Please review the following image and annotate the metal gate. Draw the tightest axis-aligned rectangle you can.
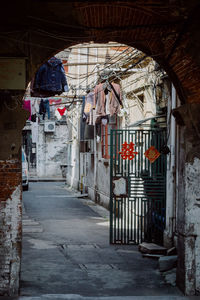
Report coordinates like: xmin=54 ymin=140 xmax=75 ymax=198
xmin=110 ymin=129 xmax=166 ymax=245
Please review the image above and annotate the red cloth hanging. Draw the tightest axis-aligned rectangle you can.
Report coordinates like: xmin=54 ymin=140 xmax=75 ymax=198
xmin=57 ymin=107 xmax=66 ymax=116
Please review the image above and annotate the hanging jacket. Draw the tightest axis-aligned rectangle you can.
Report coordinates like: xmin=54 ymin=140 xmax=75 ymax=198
xmin=34 ymin=57 xmax=68 ymax=95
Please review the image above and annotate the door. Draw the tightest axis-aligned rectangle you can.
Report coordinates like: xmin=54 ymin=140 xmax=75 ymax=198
xmin=110 ymin=129 xmax=166 ymax=245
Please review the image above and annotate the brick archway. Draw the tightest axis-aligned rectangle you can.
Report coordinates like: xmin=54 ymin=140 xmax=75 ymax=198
xmin=0 ymin=1 xmax=200 ymax=296
xmin=1 ymin=2 xmax=200 ymax=104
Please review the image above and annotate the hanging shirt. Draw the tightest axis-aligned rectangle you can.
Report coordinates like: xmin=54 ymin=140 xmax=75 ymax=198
xmin=94 ymin=82 xmax=122 ymax=120
xmin=23 ymin=100 xmax=31 ymax=120
xmin=31 ymin=98 xmax=40 ymax=115
xmin=83 ymin=91 xmax=94 ymax=121
xmin=55 ymin=106 xmax=67 ymax=120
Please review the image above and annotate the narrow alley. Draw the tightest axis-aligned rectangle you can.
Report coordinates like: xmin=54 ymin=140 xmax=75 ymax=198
xmin=20 ymin=182 xmax=182 ymax=299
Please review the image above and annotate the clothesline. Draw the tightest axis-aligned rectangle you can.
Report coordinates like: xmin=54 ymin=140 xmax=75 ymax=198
xmin=24 ymin=97 xmax=82 ymax=104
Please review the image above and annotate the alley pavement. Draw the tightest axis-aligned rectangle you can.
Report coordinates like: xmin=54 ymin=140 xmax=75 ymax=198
xmin=13 ymin=182 xmax=192 ymax=299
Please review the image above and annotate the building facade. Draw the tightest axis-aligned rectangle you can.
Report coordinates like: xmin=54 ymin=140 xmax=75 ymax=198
xmin=0 ymin=2 xmax=200 ymax=294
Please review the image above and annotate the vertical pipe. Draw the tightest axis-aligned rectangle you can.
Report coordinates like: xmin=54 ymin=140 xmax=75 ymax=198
xmin=110 ymin=129 xmax=114 ymax=244
xmin=165 ymin=84 xmax=176 ymax=246
xmin=171 ymin=85 xmax=176 ymax=235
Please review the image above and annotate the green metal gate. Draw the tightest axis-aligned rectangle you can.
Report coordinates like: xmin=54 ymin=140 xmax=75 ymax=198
xmin=110 ymin=129 xmax=166 ymax=245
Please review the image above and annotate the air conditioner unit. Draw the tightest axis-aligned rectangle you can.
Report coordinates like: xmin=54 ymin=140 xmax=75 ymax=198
xmin=44 ymin=121 xmax=55 ymax=133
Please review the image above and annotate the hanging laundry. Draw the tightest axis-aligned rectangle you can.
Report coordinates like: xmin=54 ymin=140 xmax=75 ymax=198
xmin=94 ymin=82 xmax=122 ymax=122
xmin=30 ymin=98 xmax=40 ymax=122
xmin=39 ymin=99 xmax=50 ymax=120
xmin=39 ymin=99 xmax=46 ymax=120
xmin=57 ymin=107 xmax=66 ymax=116
xmin=55 ymin=106 xmax=67 ymax=120
xmin=49 ymin=98 xmax=62 ymax=105
xmin=31 ymin=57 xmax=68 ymax=97
xmin=44 ymin=99 xmax=50 ymax=119
xmin=80 ymin=96 xmax=86 ymax=141
xmin=83 ymin=91 xmax=94 ymax=121
xmin=31 ymin=98 xmax=40 ymax=115
xmin=23 ymin=100 xmax=31 ymax=120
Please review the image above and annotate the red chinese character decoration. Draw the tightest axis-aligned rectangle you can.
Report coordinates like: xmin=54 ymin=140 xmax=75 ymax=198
xmin=144 ymin=146 xmax=160 ymax=163
xmin=119 ymin=142 xmax=138 ymax=160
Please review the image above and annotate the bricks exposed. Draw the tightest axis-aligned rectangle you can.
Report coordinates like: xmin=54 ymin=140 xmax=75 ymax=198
xmin=0 ymin=160 xmax=22 ymax=296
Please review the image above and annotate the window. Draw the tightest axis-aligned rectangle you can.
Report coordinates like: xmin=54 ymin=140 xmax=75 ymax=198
xmin=101 ymin=115 xmax=118 ymax=159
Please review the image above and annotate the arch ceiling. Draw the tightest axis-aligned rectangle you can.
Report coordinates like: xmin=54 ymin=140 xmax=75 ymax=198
xmin=0 ymin=1 xmax=200 ymax=104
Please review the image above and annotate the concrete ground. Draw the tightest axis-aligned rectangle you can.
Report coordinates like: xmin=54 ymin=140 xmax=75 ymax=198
xmin=12 ymin=182 xmax=193 ymax=299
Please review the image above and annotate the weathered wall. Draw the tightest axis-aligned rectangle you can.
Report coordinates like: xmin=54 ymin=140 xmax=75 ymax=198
xmin=176 ymin=120 xmax=200 ymax=295
xmin=184 ymin=157 xmax=200 ymax=295
xmin=0 ymin=1 xmax=200 ymax=296
xmin=0 ymin=160 xmax=22 ymax=296
xmin=65 ymin=139 xmax=80 ymax=190
xmin=0 ymin=93 xmax=27 ymax=295
xmin=86 ymin=149 xmax=111 ymax=210
xmin=37 ymin=123 xmax=69 ymax=178
xmin=164 ymin=85 xmax=175 ymax=248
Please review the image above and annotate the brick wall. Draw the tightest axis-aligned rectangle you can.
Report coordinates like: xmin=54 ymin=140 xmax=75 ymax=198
xmin=0 ymin=159 xmax=22 ymax=296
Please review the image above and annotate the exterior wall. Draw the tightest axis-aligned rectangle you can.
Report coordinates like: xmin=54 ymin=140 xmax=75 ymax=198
xmin=37 ymin=123 xmax=69 ymax=178
xmin=66 ymin=139 xmax=80 ymax=189
xmin=175 ymin=124 xmax=200 ymax=295
xmin=65 ymin=101 xmax=81 ymax=189
xmin=0 ymin=159 xmax=22 ymax=296
xmin=184 ymin=157 xmax=200 ymax=295
xmin=81 ymin=150 xmax=110 ymax=209
xmin=95 ymin=143 xmax=110 ymax=209
xmin=0 ymin=93 xmax=27 ymax=296
xmin=0 ymin=3 xmax=200 ymax=296
xmin=65 ymin=44 xmax=160 ymax=209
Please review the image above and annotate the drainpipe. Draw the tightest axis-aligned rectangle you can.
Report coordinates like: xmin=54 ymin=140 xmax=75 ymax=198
xmin=166 ymin=84 xmax=176 ymax=247
xmin=94 ymin=48 xmax=98 ymax=200
xmin=171 ymin=85 xmax=176 ymax=238
xmin=86 ymin=47 xmax=89 ymax=87
xmin=78 ymin=49 xmax=81 ymax=190
xmin=94 ymin=125 xmax=98 ymax=201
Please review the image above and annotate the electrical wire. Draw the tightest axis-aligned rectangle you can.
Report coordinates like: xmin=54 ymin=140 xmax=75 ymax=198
xmin=65 ymin=46 xmax=134 ymax=80
xmin=77 ymin=48 xmax=140 ymax=87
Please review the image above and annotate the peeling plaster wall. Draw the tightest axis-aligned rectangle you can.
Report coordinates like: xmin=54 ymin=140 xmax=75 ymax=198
xmin=176 ymin=125 xmax=200 ymax=295
xmin=95 ymin=144 xmax=110 ymax=209
xmin=66 ymin=139 xmax=80 ymax=190
xmin=184 ymin=157 xmax=200 ymax=295
xmin=78 ymin=144 xmax=110 ymax=209
xmin=37 ymin=123 xmax=69 ymax=178
xmin=0 ymin=160 xmax=22 ymax=296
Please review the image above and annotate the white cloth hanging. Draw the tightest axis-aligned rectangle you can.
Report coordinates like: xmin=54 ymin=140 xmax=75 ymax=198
xmin=31 ymin=98 xmax=40 ymax=115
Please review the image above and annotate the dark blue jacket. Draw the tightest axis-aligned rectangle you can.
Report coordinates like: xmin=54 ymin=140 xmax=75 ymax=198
xmin=34 ymin=57 xmax=68 ymax=93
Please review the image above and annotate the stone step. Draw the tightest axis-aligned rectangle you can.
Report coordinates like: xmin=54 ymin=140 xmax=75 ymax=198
xmin=22 ymin=220 xmax=40 ymax=226
xmin=22 ymin=226 xmax=43 ymax=233
xmin=139 ymin=242 xmax=167 ymax=255
xmin=159 ymin=255 xmax=178 ymax=272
